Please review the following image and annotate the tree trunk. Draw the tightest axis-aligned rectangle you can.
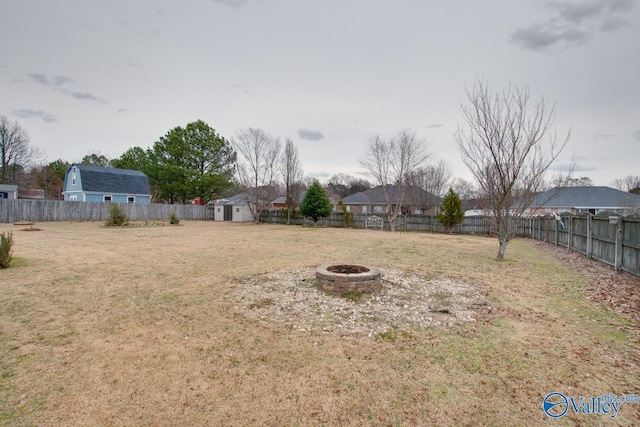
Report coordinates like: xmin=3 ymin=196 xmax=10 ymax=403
xmin=496 ymin=237 xmax=509 ymax=261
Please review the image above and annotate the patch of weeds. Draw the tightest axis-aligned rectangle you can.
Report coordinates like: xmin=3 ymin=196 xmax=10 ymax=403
xmin=431 ymin=290 xmax=452 ymax=307
xmin=341 ymin=291 xmax=363 ymax=301
xmin=248 ymin=298 xmax=274 ymax=310
xmin=105 ymin=204 xmax=128 ymax=226
xmin=376 ymin=328 xmax=397 ymax=341
xmin=0 ymin=231 xmax=14 ymax=268
xmin=301 ymin=278 xmax=317 ymax=288
xmin=169 ymin=211 xmax=180 ymax=225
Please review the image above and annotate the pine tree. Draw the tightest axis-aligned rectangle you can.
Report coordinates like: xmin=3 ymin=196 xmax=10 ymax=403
xmin=300 ymin=179 xmax=333 ymax=224
xmin=438 ymin=188 xmax=464 ymax=233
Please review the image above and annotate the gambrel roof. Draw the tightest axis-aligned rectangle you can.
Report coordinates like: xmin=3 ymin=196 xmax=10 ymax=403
xmin=72 ymin=164 xmax=150 ymax=195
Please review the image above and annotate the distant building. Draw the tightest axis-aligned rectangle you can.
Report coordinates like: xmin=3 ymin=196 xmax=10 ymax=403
xmin=0 ymin=184 xmax=18 ymax=200
xmin=62 ymin=164 xmax=151 ymax=204
xmin=528 ymin=186 xmax=640 ymax=216
xmin=341 ymin=185 xmax=439 ymax=215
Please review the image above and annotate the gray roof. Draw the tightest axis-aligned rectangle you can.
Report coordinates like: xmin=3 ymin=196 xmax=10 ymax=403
xmin=342 ymin=185 xmax=437 ymax=205
xmin=215 ymin=193 xmax=259 ymax=206
xmin=532 ymin=186 xmax=640 ymax=208
xmin=73 ymin=164 xmax=150 ymax=195
xmin=0 ymin=185 xmax=18 ymax=192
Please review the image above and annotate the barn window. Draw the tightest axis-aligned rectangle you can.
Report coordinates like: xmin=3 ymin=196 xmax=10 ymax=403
xmin=72 ymin=172 xmax=76 ymax=186
xmin=69 ymin=195 xmax=77 ymax=201
xmin=103 ymin=195 xmax=112 ymax=202
xmin=217 ymin=207 xmax=220 ymax=212
xmin=236 ymin=208 xmax=240 ymax=212
xmin=127 ymin=196 xmax=135 ymax=203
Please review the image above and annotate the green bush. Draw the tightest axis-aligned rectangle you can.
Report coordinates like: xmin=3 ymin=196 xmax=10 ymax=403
xmin=0 ymin=231 xmax=13 ymax=268
xmin=169 ymin=211 xmax=180 ymax=225
xmin=338 ymin=200 xmax=353 ymax=226
xmin=438 ymin=188 xmax=464 ymax=233
xmin=106 ymin=203 xmax=128 ymax=226
xmin=300 ymin=179 xmax=333 ymax=224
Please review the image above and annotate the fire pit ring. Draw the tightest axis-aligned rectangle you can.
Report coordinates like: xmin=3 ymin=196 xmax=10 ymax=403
xmin=316 ymin=264 xmax=382 ymax=294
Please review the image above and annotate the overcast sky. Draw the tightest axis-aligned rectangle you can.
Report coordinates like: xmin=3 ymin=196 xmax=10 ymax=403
xmin=2 ymin=0 xmax=639 ymax=185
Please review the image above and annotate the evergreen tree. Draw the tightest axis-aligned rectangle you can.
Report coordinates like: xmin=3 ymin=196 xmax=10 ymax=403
xmin=300 ymin=179 xmax=333 ymax=224
xmin=437 ymin=188 xmax=464 ymax=233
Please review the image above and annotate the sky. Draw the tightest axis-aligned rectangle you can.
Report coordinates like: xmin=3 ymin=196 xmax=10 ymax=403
xmin=2 ymin=0 xmax=639 ymax=186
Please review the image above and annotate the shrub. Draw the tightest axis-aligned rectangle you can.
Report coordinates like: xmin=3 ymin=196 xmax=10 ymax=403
xmin=106 ymin=203 xmax=128 ymax=226
xmin=0 ymin=231 xmax=13 ymax=268
xmin=300 ymin=179 xmax=333 ymax=224
xmin=169 ymin=211 xmax=180 ymax=225
xmin=338 ymin=200 xmax=353 ymax=227
xmin=438 ymin=188 xmax=464 ymax=233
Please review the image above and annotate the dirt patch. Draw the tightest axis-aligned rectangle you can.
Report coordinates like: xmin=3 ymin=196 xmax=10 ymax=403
xmin=235 ymin=267 xmax=490 ymax=336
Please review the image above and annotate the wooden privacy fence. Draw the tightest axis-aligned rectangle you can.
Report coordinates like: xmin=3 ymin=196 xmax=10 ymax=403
xmin=259 ymin=211 xmax=530 ymax=235
xmin=530 ymin=214 xmax=640 ymax=278
xmin=0 ymin=200 xmax=209 ymax=223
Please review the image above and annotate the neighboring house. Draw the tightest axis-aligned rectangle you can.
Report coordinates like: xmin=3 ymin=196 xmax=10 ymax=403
xmin=213 ymin=194 xmax=254 ymax=222
xmin=0 ymin=184 xmax=18 ymax=200
xmin=62 ymin=164 xmax=151 ymax=204
xmin=528 ymin=186 xmax=640 ymax=216
xmin=271 ymin=196 xmax=292 ymax=210
xmin=272 ymin=191 xmax=340 ymax=212
xmin=341 ymin=185 xmax=438 ymax=215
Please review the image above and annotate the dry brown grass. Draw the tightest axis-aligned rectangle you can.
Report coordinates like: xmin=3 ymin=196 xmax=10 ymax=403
xmin=0 ymin=221 xmax=638 ymax=426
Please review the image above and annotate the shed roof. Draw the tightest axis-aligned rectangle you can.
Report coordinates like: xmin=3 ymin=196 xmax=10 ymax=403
xmin=0 ymin=185 xmax=18 ymax=192
xmin=215 ymin=193 xmax=260 ymax=206
xmin=72 ymin=164 xmax=150 ymax=195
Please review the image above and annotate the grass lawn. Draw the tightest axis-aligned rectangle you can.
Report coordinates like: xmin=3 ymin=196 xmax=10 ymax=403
xmin=0 ymin=221 xmax=638 ymax=426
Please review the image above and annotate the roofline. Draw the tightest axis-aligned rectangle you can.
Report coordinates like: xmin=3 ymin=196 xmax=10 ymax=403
xmin=64 ymin=190 xmax=151 ymax=197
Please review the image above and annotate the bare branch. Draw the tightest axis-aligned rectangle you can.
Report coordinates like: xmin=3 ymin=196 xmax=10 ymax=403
xmin=232 ymin=128 xmax=282 ymax=223
xmin=360 ymin=129 xmax=431 ymax=231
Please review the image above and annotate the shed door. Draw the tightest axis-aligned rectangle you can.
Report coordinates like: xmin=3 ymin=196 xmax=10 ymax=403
xmin=223 ymin=205 xmax=233 ymax=221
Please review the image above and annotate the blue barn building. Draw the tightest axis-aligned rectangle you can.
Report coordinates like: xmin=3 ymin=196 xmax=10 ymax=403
xmin=62 ymin=164 xmax=151 ymax=204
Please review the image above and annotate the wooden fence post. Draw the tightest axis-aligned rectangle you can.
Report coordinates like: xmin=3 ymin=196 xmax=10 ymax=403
xmin=615 ymin=219 xmax=624 ymax=271
xmin=586 ymin=214 xmax=592 ymax=258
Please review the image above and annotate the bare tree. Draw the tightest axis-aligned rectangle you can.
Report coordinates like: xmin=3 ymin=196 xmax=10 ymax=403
xmin=549 ymin=173 xmax=593 ymax=187
xmin=455 ymin=80 xmax=570 ymax=260
xmin=327 ymin=173 xmax=372 ymax=199
xmin=611 ymin=175 xmax=640 ymax=192
xmin=451 ymin=178 xmax=477 ymax=201
xmin=407 ymin=159 xmax=453 ymax=213
xmin=281 ymin=137 xmax=304 ymax=224
xmin=233 ymin=128 xmax=282 ymax=224
xmin=360 ymin=129 xmax=431 ymax=231
xmin=0 ymin=116 xmax=34 ymax=185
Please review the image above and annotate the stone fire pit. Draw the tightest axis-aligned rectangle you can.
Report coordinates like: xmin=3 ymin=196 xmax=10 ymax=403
xmin=316 ymin=264 xmax=382 ymax=294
